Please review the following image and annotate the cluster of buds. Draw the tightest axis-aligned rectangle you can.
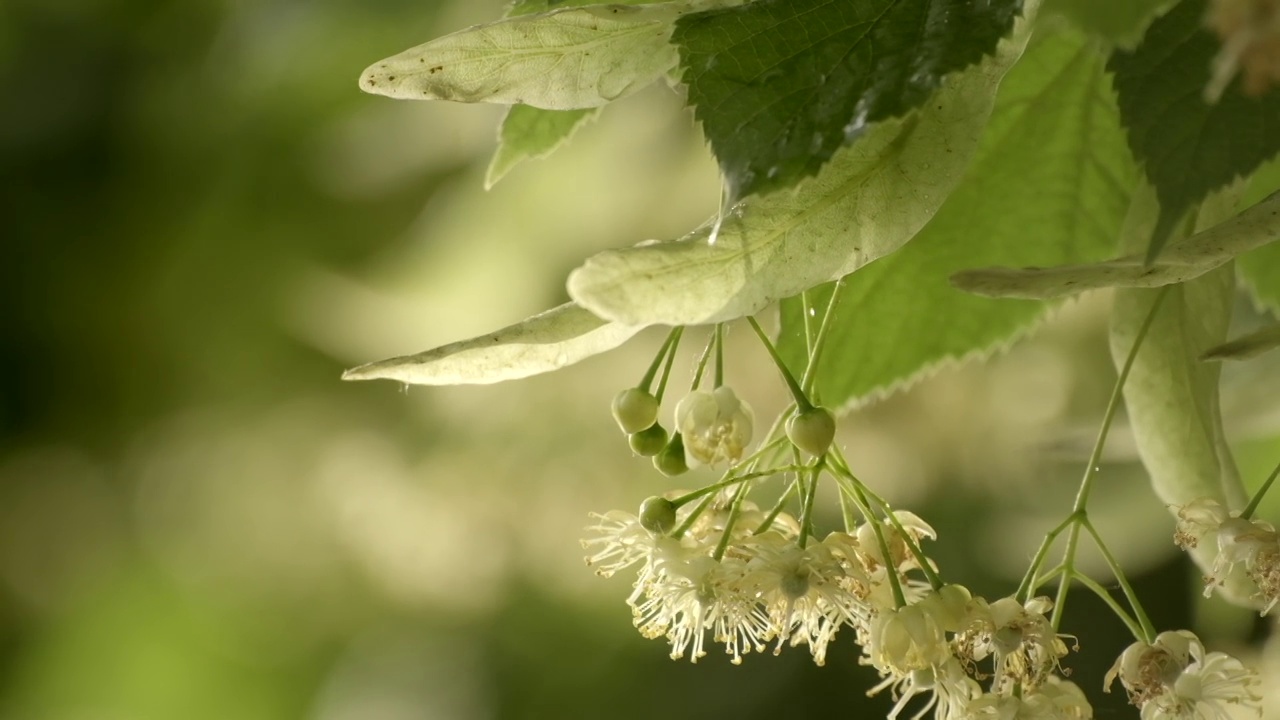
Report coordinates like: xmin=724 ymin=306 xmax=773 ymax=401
xmin=611 ymin=384 xmax=756 ymax=476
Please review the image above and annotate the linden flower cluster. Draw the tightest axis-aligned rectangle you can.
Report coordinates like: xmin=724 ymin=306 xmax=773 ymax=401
xmin=584 ymin=494 xmax=1095 ymax=720
xmin=1174 ymin=498 xmax=1280 ymax=614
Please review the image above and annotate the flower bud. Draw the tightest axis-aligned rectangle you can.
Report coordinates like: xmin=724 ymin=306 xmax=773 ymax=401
xmin=639 ymin=496 xmax=677 ymax=535
xmin=654 ymin=433 xmax=689 ymax=476
xmin=675 ymin=386 xmax=753 ymax=467
xmin=628 ymin=423 xmax=668 ymax=457
xmin=785 ymin=406 xmax=836 ymax=456
xmin=611 ymin=388 xmax=659 ymax=434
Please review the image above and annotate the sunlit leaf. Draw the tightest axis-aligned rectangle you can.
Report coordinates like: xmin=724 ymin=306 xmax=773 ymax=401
xmin=486 ymin=105 xmax=600 ymax=189
xmin=776 ymin=29 xmax=1135 ymax=409
xmin=950 ymin=190 xmax=1280 ymax=299
xmin=508 ymin=0 xmax=658 ymax=16
xmin=1201 ymin=324 xmax=1280 ymax=362
xmin=342 ymin=303 xmax=641 ymax=385
xmin=672 ymin=0 xmax=1023 ymax=199
xmin=1107 ymin=0 xmax=1280 ymax=261
xmin=359 ymin=5 xmax=682 ymax=109
xmin=567 ymin=12 xmax=1039 ymax=327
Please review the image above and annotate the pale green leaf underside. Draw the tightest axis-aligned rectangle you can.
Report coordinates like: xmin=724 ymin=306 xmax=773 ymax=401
xmin=951 ymin=190 xmax=1280 ymax=299
xmin=776 ymin=28 xmax=1135 ymax=409
xmin=1201 ymin=324 xmax=1280 ymax=362
xmin=567 ymin=11 xmax=1039 ymax=327
xmin=341 ymin=303 xmax=641 ymax=385
xmin=486 ymin=105 xmax=600 ymax=189
xmin=359 ymin=5 xmax=680 ymax=109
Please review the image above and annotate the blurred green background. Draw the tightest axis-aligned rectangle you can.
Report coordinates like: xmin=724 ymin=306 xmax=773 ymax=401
xmin=2 ymin=1 xmax=1278 ymax=718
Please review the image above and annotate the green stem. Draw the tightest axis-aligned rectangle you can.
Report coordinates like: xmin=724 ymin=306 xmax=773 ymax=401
xmin=747 ymin=316 xmax=814 ymax=411
xmin=1016 ymin=512 xmax=1080 ymax=602
xmin=652 ymin=326 xmax=683 ymax=402
xmin=669 ymin=464 xmax=805 ymax=508
xmin=1242 ymin=458 xmax=1280 ymax=520
xmin=1051 ymin=285 xmax=1169 ymax=630
xmin=690 ymin=330 xmax=716 ymax=391
xmin=796 ymin=463 xmax=822 ymax=549
xmin=1074 ymin=286 xmax=1170 ymax=512
xmin=1082 ymin=519 xmax=1156 ymax=642
xmin=801 ymin=277 xmax=845 ymax=396
xmin=640 ymin=327 xmax=682 ymax=392
xmin=671 ymin=492 xmax=716 ymax=540
xmin=755 ymin=478 xmax=800 ymax=536
xmin=801 ymin=291 xmax=816 ymax=358
xmin=713 ymin=478 xmax=753 ymax=561
xmin=714 ymin=324 xmax=725 ymax=388
xmin=1071 ymin=570 xmax=1145 ymax=641
xmin=830 ymin=470 xmax=907 ymax=607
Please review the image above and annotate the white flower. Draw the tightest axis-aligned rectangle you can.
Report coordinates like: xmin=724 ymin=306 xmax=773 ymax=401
xmin=739 ymin=532 xmax=872 ymax=665
xmin=1105 ymin=630 xmax=1261 ymax=720
xmin=581 ymin=509 xmax=661 ymax=577
xmin=675 ymin=386 xmax=753 ymax=467
xmin=965 ymin=677 xmax=1092 ymax=720
xmin=855 ymin=511 xmax=938 ymax=573
xmin=865 ymin=585 xmax=969 ymax=677
xmin=871 ymin=656 xmax=980 ymax=720
xmin=1174 ymin=497 xmax=1280 ymax=614
xmin=955 ymin=595 xmax=1070 ymax=691
xmin=630 ymin=543 xmax=767 ymax=664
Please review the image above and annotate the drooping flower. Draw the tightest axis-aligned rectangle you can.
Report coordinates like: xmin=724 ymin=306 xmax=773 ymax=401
xmin=965 ymin=676 xmax=1093 ymax=720
xmin=738 ymin=531 xmax=873 ymax=665
xmin=675 ymin=386 xmax=754 ymax=467
xmin=1174 ymin=497 xmax=1280 ymax=615
xmin=1105 ymin=630 xmax=1262 ymax=720
xmin=856 ymin=511 xmax=938 ymax=573
xmin=955 ymin=595 xmax=1070 ymax=691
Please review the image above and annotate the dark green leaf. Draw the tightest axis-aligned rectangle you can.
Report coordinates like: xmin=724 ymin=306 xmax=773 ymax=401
xmin=1108 ymin=0 xmax=1280 ymax=262
xmin=486 ymin=105 xmax=600 ymax=189
xmin=777 ymin=29 xmax=1135 ymax=408
xmin=672 ymin=0 xmax=1023 ymax=199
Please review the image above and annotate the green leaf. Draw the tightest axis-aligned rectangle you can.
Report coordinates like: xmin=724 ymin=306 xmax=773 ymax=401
xmin=341 ymin=303 xmax=641 ymax=385
xmin=1107 ymin=0 xmax=1280 ymax=261
xmin=1042 ymin=0 xmax=1174 ymax=47
xmin=359 ymin=5 xmax=681 ymax=109
xmin=567 ymin=10 xmax=1039 ymax=327
xmin=950 ymin=190 xmax=1280 ymax=299
xmin=1201 ymin=324 xmax=1280 ymax=361
xmin=672 ymin=0 xmax=1023 ymax=199
xmin=1239 ymin=157 xmax=1280 ymax=313
xmin=777 ymin=28 xmax=1136 ymax=408
xmin=508 ymin=0 xmax=662 ymax=16
xmin=486 ymin=105 xmax=600 ymax=189
xmin=1110 ymin=182 xmax=1258 ymax=604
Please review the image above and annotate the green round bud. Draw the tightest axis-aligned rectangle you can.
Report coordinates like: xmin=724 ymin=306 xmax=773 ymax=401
xmin=628 ymin=423 xmax=668 ymax=457
xmin=612 ymin=388 xmax=659 ymax=434
xmin=639 ymin=496 xmax=677 ymax=534
xmin=786 ymin=406 xmax=836 ymax=456
xmin=653 ymin=432 xmax=689 ymax=477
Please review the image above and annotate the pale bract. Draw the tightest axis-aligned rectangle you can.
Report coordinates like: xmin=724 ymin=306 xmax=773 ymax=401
xmin=566 ymin=9 xmax=1041 ymax=326
xmin=951 ymin=190 xmax=1280 ymax=299
xmin=341 ymin=303 xmax=640 ymax=385
xmin=359 ymin=4 xmax=684 ymax=108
